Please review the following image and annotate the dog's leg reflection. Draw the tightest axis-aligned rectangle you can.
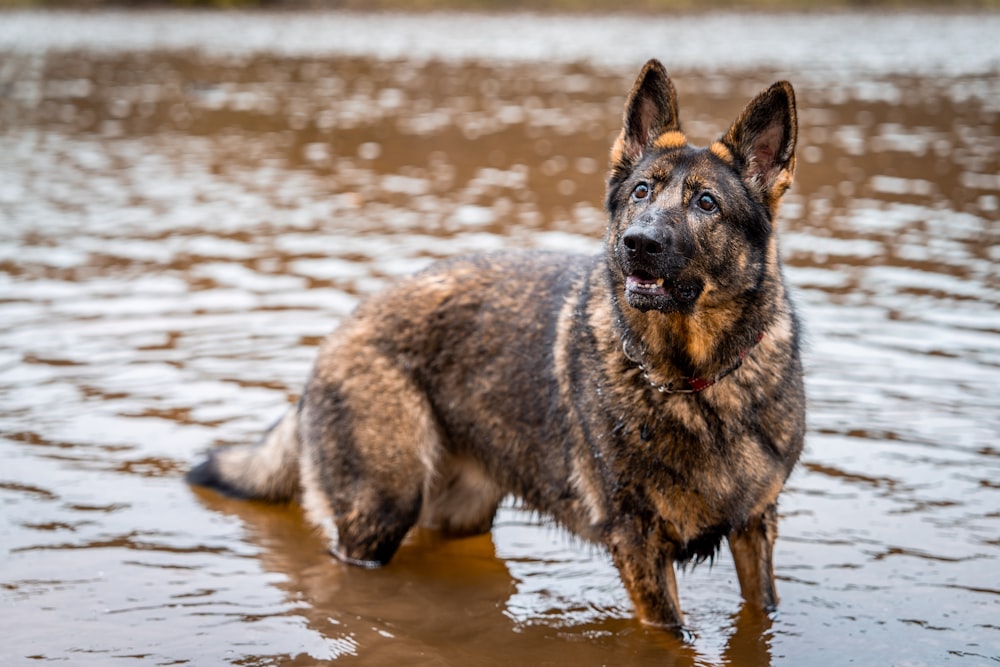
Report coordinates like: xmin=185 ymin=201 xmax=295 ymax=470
xmin=192 ymin=485 xmax=779 ymax=663
xmin=721 ymin=603 xmax=775 ymax=667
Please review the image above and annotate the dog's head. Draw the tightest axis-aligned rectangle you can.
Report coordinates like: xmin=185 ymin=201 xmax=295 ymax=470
xmin=605 ymin=59 xmax=797 ymax=316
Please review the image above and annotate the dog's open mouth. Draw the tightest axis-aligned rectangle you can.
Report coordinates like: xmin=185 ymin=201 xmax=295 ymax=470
xmin=623 ymin=271 xmax=704 ymax=312
xmin=625 ymin=272 xmax=669 ymax=296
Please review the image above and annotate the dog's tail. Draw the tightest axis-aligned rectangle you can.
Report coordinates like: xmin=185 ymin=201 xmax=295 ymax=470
xmin=187 ymin=406 xmax=301 ymax=502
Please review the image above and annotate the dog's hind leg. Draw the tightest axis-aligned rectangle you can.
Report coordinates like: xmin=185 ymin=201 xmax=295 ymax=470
xmin=298 ymin=353 xmax=441 ymax=568
xmin=187 ymin=407 xmax=301 ymax=502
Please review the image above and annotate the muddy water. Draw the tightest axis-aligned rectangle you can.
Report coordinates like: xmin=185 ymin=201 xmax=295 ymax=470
xmin=1 ymin=10 xmax=998 ymax=666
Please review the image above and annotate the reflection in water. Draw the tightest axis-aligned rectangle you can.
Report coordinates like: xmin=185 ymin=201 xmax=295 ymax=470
xmin=1 ymin=10 xmax=998 ymax=667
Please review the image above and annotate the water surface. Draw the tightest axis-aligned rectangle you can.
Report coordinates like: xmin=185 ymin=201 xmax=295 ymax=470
xmin=1 ymin=10 xmax=998 ymax=666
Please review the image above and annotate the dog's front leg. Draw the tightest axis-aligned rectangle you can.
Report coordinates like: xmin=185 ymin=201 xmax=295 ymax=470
xmin=728 ymin=504 xmax=779 ymax=612
xmin=609 ymin=534 xmax=685 ymax=632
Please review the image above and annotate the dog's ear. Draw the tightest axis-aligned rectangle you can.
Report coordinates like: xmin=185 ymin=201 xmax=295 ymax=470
xmin=720 ymin=81 xmax=797 ymax=208
xmin=610 ymin=59 xmax=681 ymax=172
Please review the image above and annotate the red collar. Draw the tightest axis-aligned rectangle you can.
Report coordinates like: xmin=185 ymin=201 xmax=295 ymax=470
xmin=625 ymin=332 xmax=764 ymax=394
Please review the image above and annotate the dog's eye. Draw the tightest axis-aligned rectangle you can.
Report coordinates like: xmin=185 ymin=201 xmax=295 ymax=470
xmin=632 ymin=183 xmax=650 ymax=201
xmin=696 ymin=193 xmax=718 ymax=213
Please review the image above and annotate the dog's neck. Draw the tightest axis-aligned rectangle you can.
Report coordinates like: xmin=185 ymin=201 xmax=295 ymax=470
xmin=622 ymin=332 xmax=764 ymax=394
xmin=606 ymin=262 xmax=783 ymax=394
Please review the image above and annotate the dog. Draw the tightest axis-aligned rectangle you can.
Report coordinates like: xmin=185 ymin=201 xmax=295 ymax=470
xmin=188 ymin=59 xmax=806 ymax=636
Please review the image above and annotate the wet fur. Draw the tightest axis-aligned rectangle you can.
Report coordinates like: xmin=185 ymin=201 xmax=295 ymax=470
xmin=188 ymin=59 xmax=806 ymax=634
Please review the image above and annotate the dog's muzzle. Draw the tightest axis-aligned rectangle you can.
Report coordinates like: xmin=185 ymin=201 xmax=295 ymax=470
xmin=617 ymin=224 xmax=701 ymax=312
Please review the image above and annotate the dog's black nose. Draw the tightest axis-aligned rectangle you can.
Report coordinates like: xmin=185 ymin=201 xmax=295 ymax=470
xmin=622 ymin=227 xmax=670 ymax=258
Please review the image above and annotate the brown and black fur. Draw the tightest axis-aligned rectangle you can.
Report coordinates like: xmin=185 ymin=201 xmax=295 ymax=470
xmin=188 ymin=59 xmax=806 ymax=635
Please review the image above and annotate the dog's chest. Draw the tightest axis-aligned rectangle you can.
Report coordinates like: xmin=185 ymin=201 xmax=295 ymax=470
xmin=605 ymin=397 xmax=768 ymax=534
xmin=642 ymin=481 xmax=732 ymax=548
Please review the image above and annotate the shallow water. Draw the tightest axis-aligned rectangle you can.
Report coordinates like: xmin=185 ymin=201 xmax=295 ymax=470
xmin=1 ymin=10 xmax=998 ymax=666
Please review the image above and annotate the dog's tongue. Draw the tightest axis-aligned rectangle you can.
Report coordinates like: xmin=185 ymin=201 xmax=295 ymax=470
xmin=626 ymin=274 xmax=667 ymax=296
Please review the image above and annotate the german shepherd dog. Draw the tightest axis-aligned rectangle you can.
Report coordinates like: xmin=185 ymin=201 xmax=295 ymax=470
xmin=188 ymin=59 xmax=806 ymax=635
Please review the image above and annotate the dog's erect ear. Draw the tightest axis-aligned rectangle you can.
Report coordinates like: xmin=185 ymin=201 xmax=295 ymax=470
xmin=720 ymin=81 xmax=797 ymax=207
xmin=611 ymin=59 xmax=681 ymax=171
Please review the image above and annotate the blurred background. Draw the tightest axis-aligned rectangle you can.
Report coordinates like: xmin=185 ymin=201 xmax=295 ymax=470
xmin=1 ymin=4 xmax=998 ymax=666
xmin=2 ymin=0 xmax=1000 ymax=7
